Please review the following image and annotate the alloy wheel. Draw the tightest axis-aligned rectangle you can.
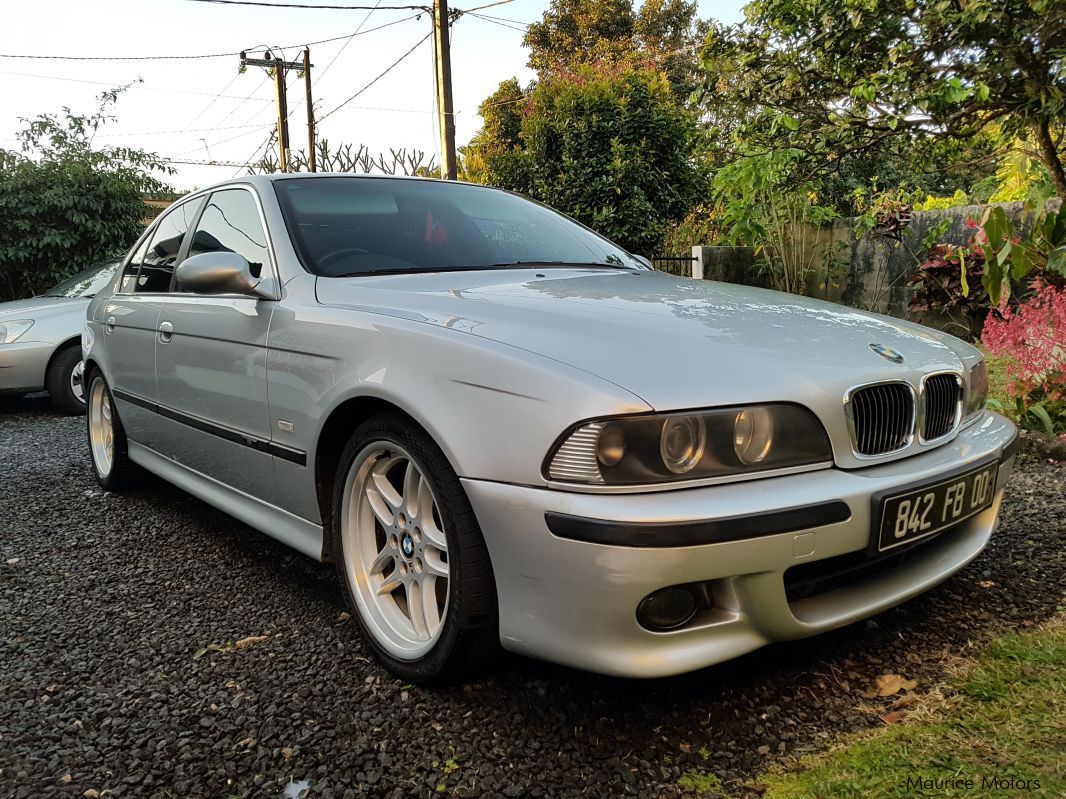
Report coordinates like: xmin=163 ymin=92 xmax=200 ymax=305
xmin=341 ymin=443 xmax=450 ymax=660
xmin=87 ymin=378 xmax=114 ymax=478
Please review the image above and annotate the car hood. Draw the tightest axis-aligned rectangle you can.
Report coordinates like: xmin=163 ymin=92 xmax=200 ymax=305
xmin=315 ymin=269 xmax=975 ymax=410
xmin=0 ymin=295 xmax=87 ymax=321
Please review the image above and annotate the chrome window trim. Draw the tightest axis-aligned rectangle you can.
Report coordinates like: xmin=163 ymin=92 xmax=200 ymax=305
xmin=917 ymin=370 xmax=964 ymax=445
xmin=544 ymin=460 xmax=833 ymax=494
xmin=842 ymin=379 xmax=916 ymax=460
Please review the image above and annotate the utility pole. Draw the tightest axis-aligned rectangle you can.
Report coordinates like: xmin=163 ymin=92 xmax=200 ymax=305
xmin=239 ymin=50 xmax=314 ymax=173
xmin=303 ymin=48 xmax=316 ymax=172
xmin=432 ymin=0 xmax=457 ymax=180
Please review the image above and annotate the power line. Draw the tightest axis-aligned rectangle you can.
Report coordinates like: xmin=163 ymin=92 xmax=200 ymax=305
xmin=0 ymin=18 xmax=421 ymax=62
xmin=317 ymin=31 xmax=432 ymax=122
xmin=185 ymin=0 xmax=427 ymax=9
xmin=464 ymin=12 xmax=526 ymax=32
xmin=0 ymin=68 xmax=274 ymax=101
xmin=466 ymin=11 xmax=528 ymax=27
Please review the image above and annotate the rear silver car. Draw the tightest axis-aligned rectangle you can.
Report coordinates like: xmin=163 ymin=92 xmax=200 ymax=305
xmin=82 ymin=175 xmax=1017 ymax=683
xmin=0 ymin=260 xmax=119 ymax=413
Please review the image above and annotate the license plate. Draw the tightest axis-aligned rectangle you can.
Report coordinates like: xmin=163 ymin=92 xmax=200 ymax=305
xmin=873 ymin=460 xmax=998 ymax=554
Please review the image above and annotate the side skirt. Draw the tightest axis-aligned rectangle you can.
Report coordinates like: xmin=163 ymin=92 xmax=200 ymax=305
xmin=128 ymin=440 xmax=325 ymax=561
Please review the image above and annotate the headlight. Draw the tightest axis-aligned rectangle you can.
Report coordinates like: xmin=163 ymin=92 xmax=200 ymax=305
xmin=965 ymin=360 xmax=988 ymax=418
xmin=0 ymin=319 xmax=34 ymax=344
xmin=545 ymin=404 xmax=832 ymax=486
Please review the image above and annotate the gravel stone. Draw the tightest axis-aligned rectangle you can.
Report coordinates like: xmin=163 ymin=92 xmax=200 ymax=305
xmin=1 ymin=395 xmax=1063 ymax=797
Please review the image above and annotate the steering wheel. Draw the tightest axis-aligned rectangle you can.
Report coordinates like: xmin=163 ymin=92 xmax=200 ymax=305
xmin=317 ymin=247 xmax=371 ymax=270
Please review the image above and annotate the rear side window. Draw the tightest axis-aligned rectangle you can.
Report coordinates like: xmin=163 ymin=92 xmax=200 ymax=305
xmin=136 ymin=200 xmax=201 ymax=292
xmin=187 ymin=189 xmax=270 ymax=279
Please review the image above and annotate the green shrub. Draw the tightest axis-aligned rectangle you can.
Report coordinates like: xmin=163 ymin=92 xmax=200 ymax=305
xmin=0 ymin=87 xmax=171 ymax=301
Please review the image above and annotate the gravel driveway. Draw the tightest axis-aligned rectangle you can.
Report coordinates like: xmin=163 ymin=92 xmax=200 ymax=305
xmin=2 ymin=396 xmax=1063 ymax=799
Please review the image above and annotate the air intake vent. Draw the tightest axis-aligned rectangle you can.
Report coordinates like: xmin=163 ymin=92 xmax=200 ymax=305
xmin=922 ymin=373 xmax=962 ymax=441
xmin=848 ymin=383 xmax=913 ymax=456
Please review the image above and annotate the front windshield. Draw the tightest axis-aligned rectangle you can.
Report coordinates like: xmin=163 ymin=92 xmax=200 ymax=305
xmin=43 ymin=260 xmax=120 ymax=298
xmin=273 ymin=177 xmax=642 ymax=277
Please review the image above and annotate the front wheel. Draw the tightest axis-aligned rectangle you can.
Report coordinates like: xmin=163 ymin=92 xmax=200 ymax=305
xmin=85 ymin=370 xmax=140 ymax=491
xmin=332 ymin=414 xmax=498 ymax=684
xmin=46 ymin=345 xmax=87 ymax=415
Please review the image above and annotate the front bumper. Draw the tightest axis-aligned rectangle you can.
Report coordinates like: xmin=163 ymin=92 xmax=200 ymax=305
xmin=462 ymin=412 xmax=1018 ymax=677
xmin=0 ymin=341 xmax=52 ymax=393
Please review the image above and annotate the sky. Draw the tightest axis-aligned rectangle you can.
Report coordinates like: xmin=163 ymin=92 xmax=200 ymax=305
xmin=1 ymin=0 xmax=746 ymax=190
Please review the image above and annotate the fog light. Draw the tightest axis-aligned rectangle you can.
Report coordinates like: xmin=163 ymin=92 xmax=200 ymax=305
xmin=637 ymin=587 xmax=698 ymax=631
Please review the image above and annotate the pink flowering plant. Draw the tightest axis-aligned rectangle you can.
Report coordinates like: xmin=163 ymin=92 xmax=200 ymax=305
xmin=981 ymin=284 xmax=1066 ymax=435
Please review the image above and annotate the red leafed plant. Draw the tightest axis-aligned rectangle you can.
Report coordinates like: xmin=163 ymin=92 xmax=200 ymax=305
xmin=981 ymin=284 xmax=1066 ymax=435
xmin=908 ymin=241 xmax=990 ymax=339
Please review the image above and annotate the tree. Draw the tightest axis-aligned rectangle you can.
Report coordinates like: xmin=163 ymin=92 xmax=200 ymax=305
xmin=524 ymin=0 xmax=706 ymax=98
xmin=700 ymin=0 xmax=1066 ymax=196
xmin=0 ymin=86 xmax=171 ymax=301
xmin=459 ymin=78 xmax=527 ymax=185
xmin=478 ymin=68 xmax=706 ymax=254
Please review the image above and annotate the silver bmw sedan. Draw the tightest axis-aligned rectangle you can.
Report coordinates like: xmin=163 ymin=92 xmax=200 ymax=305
xmin=0 ymin=259 xmax=120 ymax=413
xmin=82 ymin=175 xmax=1017 ymax=683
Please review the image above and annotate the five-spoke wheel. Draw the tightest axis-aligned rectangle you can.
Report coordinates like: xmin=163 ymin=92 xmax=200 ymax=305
xmin=333 ymin=414 xmax=498 ymax=684
xmin=343 ymin=444 xmax=450 ymax=659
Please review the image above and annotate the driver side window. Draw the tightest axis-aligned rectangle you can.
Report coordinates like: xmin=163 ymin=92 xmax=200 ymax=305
xmin=187 ymin=189 xmax=270 ymax=279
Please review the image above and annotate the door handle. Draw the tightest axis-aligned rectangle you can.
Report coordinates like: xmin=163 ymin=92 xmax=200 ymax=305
xmin=158 ymin=320 xmax=174 ymax=343
xmin=105 ymin=316 xmax=115 ymax=334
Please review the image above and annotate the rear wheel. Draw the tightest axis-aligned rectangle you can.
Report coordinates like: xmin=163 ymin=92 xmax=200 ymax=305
xmin=85 ymin=370 xmax=139 ymax=491
xmin=46 ymin=345 xmax=87 ymax=415
xmin=332 ymin=414 xmax=498 ymax=684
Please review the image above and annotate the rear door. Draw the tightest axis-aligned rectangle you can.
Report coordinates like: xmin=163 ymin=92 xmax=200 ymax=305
xmin=153 ymin=186 xmax=279 ymax=503
xmin=103 ymin=198 xmax=202 ymax=448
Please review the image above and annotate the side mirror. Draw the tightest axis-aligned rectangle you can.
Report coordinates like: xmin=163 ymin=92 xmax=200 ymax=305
xmin=632 ymin=254 xmax=653 ymax=270
xmin=175 ymin=252 xmax=266 ymax=297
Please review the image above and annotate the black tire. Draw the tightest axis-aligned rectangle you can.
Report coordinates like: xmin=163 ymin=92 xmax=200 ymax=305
xmin=84 ymin=368 xmax=140 ymax=491
xmin=331 ymin=413 xmax=499 ymax=685
xmin=46 ymin=345 xmax=87 ymax=415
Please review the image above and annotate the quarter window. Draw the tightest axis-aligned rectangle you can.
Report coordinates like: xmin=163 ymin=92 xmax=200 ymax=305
xmin=119 ymin=237 xmax=150 ymax=293
xmin=187 ymin=189 xmax=270 ymax=279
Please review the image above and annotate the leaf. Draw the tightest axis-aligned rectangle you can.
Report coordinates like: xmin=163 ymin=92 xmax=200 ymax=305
xmin=866 ymin=673 xmax=918 ymax=697
xmin=880 ymin=710 xmax=908 ymax=725
xmin=958 ymin=249 xmax=968 ymax=297
xmin=1028 ymin=404 xmax=1055 ymax=437
xmin=1047 ymin=246 xmax=1066 ymax=277
xmin=193 ymin=643 xmax=223 ymax=660
xmin=234 ymin=635 xmax=269 ymax=650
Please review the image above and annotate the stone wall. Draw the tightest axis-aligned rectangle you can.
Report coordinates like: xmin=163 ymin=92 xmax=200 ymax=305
xmin=691 ymin=200 xmax=1048 ymax=323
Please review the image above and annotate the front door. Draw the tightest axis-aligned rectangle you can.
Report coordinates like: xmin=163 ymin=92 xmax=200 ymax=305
xmin=104 ymin=198 xmax=202 ymax=449
xmin=153 ymin=187 xmax=278 ymax=503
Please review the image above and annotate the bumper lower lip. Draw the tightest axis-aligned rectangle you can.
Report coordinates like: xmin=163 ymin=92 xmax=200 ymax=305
xmin=462 ymin=411 xmax=1019 ymax=678
xmin=545 ymin=500 xmax=852 ymax=547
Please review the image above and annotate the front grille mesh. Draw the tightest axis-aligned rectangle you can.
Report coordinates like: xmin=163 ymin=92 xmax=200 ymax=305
xmin=850 ymin=383 xmax=913 ymax=455
xmin=923 ymin=374 xmax=961 ymax=440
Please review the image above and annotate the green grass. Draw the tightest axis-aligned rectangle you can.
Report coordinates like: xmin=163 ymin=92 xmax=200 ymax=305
xmin=748 ymin=619 xmax=1066 ymax=799
xmin=982 ymin=349 xmax=1013 ymax=410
